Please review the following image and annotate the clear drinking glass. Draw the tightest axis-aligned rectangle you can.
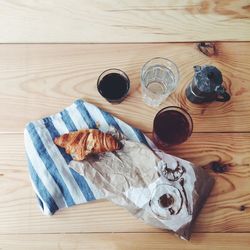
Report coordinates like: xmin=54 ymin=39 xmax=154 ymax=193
xmin=141 ymin=57 xmax=180 ymax=107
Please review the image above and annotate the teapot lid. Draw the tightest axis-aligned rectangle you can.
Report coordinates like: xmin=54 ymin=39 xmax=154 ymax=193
xmin=194 ymin=65 xmax=223 ymax=93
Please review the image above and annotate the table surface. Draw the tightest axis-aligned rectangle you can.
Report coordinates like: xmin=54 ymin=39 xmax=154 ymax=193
xmin=0 ymin=1 xmax=250 ymax=250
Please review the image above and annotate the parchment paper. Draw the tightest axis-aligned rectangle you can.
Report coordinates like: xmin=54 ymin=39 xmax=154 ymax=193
xmin=69 ymin=132 xmax=214 ymax=240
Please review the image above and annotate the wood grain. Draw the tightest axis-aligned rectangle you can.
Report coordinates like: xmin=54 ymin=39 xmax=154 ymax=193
xmin=0 ymin=233 xmax=250 ymax=250
xmin=0 ymin=43 xmax=250 ymax=133
xmin=0 ymin=1 xmax=249 ymax=248
xmin=0 ymin=0 xmax=249 ymax=43
xmin=0 ymin=133 xmax=249 ymax=234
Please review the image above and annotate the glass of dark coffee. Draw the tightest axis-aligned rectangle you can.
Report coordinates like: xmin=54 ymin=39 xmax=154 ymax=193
xmin=153 ymin=106 xmax=193 ymax=148
xmin=97 ymin=69 xmax=130 ymax=103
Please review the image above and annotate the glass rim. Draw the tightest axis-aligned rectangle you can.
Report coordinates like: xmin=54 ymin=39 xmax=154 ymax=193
xmin=97 ymin=68 xmax=130 ymax=100
xmin=153 ymin=106 xmax=193 ymax=138
xmin=141 ymin=57 xmax=180 ymax=84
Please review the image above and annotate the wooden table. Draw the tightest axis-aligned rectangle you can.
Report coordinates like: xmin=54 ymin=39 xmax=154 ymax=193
xmin=0 ymin=1 xmax=249 ymax=249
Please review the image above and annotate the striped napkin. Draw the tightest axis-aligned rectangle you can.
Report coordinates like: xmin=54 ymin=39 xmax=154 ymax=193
xmin=24 ymin=99 xmax=153 ymax=215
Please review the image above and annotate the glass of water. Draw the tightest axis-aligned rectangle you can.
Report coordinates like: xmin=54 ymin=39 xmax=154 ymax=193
xmin=141 ymin=57 xmax=180 ymax=106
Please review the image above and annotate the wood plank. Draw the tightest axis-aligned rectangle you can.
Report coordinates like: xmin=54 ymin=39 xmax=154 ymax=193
xmin=0 ymin=0 xmax=249 ymax=43
xmin=0 ymin=43 xmax=250 ymax=133
xmin=0 ymin=233 xmax=249 ymax=250
xmin=0 ymin=133 xmax=249 ymax=234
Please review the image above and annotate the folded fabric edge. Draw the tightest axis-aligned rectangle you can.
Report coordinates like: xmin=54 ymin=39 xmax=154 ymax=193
xmin=26 ymin=152 xmax=54 ymax=216
xmin=23 ymin=100 xmax=103 ymax=215
xmin=24 ymin=128 xmax=63 ymax=215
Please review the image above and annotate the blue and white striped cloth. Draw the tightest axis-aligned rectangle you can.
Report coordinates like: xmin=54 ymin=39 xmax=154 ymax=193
xmin=24 ymin=99 xmax=153 ymax=215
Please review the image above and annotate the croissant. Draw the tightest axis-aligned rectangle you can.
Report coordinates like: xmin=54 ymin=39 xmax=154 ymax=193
xmin=54 ymin=129 xmax=122 ymax=160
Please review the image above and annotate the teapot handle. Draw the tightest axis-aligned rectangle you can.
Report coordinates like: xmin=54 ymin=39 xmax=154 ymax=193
xmin=215 ymin=85 xmax=231 ymax=102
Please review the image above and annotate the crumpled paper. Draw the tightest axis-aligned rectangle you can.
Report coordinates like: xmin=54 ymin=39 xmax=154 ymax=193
xmin=69 ymin=130 xmax=214 ymax=240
